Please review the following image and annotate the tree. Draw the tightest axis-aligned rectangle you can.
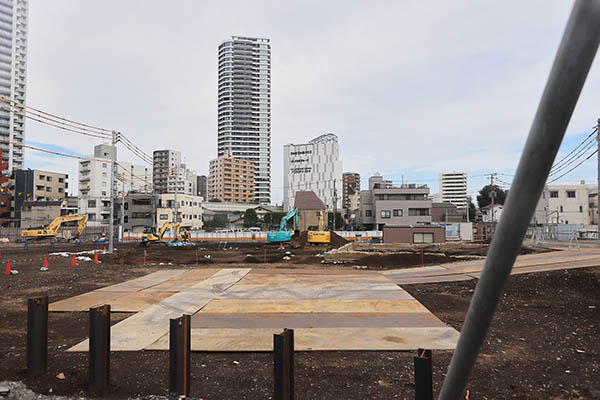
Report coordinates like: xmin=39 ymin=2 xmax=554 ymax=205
xmin=263 ymin=211 xmax=286 ymax=227
xmin=204 ymin=213 xmax=228 ymax=229
xmin=477 ymin=185 xmax=506 ymax=208
xmin=327 ymin=212 xmax=343 ymax=230
xmin=243 ymin=208 xmax=260 ymax=228
xmin=469 ymin=202 xmax=477 ymax=221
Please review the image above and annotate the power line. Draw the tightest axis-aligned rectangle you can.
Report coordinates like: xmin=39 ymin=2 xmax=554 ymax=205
xmin=550 ymin=126 xmax=598 ymax=172
xmin=0 ymin=95 xmax=113 ymax=135
xmin=547 ymin=149 xmax=598 ymax=184
xmin=0 ymin=139 xmax=109 ymax=162
xmin=548 ymin=135 xmax=597 ymax=177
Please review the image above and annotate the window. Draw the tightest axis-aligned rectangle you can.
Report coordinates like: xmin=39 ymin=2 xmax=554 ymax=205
xmin=560 ymin=206 xmax=563 ymax=212
xmin=132 ymin=199 xmax=151 ymax=206
xmin=124 ymin=216 xmax=128 ymax=223
xmin=393 ymin=209 xmax=403 ymax=217
xmin=160 ymin=214 xmax=168 ymax=220
xmin=579 ymin=206 xmax=583 ymax=212
xmin=408 ymin=208 xmax=430 ymax=216
xmin=567 ymin=191 xmax=576 ymax=198
xmin=46 ymin=187 xmax=52 ymax=192
xmin=380 ymin=210 xmax=391 ymax=219
xmin=413 ymin=232 xmax=434 ymax=243
xmin=46 ymin=176 xmax=52 ymax=182
xmin=101 ymin=191 xmax=107 ymax=196
xmin=131 ymin=212 xmax=149 ymax=219
xmin=102 ymin=163 xmax=107 ymax=168
xmin=102 ymin=172 xmax=107 ymax=177
xmin=549 ymin=191 xmax=559 ymax=198
xmin=88 ymin=200 xmax=96 ymax=208
xmin=124 ymin=202 xmax=129 ymax=210
xmin=365 ymin=210 xmax=372 ymax=217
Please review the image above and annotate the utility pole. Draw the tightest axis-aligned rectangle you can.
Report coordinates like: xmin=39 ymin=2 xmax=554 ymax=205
xmin=488 ymin=173 xmax=498 ymax=239
xmin=174 ymin=166 xmax=178 ymax=223
xmin=108 ymin=131 xmax=117 ymax=254
xmin=597 ymin=118 xmax=599 ymax=240
xmin=332 ymin=179 xmax=338 ymax=231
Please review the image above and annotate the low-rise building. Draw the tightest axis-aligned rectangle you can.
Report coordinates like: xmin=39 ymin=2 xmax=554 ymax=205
xmin=533 ymin=182 xmax=590 ymax=225
xmin=383 ymin=224 xmax=446 ymax=244
xmin=20 ymin=200 xmax=62 ymax=228
xmin=78 ymin=197 xmax=112 ymax=226
xmin=14 ymin=169 xmax=69 ymax=227
xmin=117 ymin=193 xmax=157 ymax=234
xmin=589 ymin=190 xmax=598 ymax=225
xmin=358 ymin=174 xmax=432 ymax=230
xmin=481 ymin=204 xmax=503 ymax=223
xmin=432 ymin=202 xmax=464 ymax=222
xmin=156 ymin=193 xmax=203 ymax=230
xmin=294 ymin=191 xmax=326 ymax=232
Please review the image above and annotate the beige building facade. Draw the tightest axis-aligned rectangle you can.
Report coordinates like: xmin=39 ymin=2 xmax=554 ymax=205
xmin=155 ymin=193 xmax=203 ymax=230
xmin=208 ymin=152 xmax=256 ymax=203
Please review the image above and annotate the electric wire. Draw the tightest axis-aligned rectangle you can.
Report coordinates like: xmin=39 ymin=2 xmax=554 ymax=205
xmin=0 ymin=95 xmax=113 ymax=135
xmin=550 ymin=126 xmax=598 ymax=172
xmin=549 ymin=137 xmax=597 ymax=177
xmin=547 ymin=149 xmax=598 ymax=184
xmin=0 ymin=139 xmax=107 ymax=161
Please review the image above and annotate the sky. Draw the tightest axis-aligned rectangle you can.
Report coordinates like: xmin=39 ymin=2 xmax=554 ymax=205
xmin=25 ymin=1 xmax=600 ymax=205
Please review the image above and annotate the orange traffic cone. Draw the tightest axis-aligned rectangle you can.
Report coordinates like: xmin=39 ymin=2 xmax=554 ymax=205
xmin=4 ymin=260 xmax=10 ymax=275
xmin=94 ymin=252 xmax=98 ymax=264
xmin=43 ymin=257 xmax=48 ymax=269
xmin=71 ymin=255 xmax=77 ymax=266
xmin=103 ymin=246 xmax=106 ymax=252
xmin=279 ymin=242 xmax=284 ymax=250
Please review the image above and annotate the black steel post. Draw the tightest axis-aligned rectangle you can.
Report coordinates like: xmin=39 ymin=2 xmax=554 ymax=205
xmin=439 ymin=1 xmax=600 ymax=399
xmin=414 ymin=349 xmax=433 ymax=400
xmin=27 ymin=296 xmax=48 ymax=376
xmin=169 ymin=314 xmax=191 ymax=396
xmin=89 ymin=305 xmax=110 ymax=392
xmin=274 ymin=328 xmax=294 ymax=400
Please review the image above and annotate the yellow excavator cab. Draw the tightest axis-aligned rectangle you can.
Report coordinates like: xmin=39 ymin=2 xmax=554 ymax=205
xmin=308 ymin=210 xmax=331 ymax=244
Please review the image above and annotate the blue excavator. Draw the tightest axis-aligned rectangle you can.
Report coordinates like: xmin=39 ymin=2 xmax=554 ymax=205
xmin=267 ymin=208 xmax=298 ymax=243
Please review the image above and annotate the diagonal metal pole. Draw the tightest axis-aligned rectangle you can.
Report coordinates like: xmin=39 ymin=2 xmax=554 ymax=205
xmin=438 ymin=1 xmax=600 ymax=399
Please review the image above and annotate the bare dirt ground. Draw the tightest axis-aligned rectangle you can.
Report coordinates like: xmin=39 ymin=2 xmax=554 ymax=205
xmin=0 ymin=242 xmax=599 ymax=399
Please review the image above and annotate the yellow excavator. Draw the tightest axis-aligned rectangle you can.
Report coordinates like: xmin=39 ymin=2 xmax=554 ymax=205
xmin=141 ymin=222 xmax=191 ymax=245
xmin=21 ymin=213 xmax=89 ymax=240
xmin=307 ymin=210 xmax=331 ymax=244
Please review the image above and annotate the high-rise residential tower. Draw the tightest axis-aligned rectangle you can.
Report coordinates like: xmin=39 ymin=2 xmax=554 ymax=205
xmin=217 ymin=36 xmax=271 ymax=204
xmin=439 ymin=172 xmax=468 ymax=209
xmin=0 ymin=0 xmax=27 ymax=172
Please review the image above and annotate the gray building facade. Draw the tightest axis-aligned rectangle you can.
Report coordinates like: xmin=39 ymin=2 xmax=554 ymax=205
xmin=358 ymin=174 xmax=432 ymax=230
xmin=217 ymin=36 xmax=271 ymax=204
xmin=118 ymin=193 xmax=156 ymax=233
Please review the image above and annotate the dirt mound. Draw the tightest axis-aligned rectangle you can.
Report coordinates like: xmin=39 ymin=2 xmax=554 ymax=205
xmin=354 ymin=253 xmax=477 ymax=269
xmin=330 ymin=232 xmax=349 ymax=248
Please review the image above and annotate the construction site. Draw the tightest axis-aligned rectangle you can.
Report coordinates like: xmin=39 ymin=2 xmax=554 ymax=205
xmin=1 ymin=230 xmax=599 ymax=399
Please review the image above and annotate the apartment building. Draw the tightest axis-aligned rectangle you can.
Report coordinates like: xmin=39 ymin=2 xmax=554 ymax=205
xmin=358 ymin=174 xmax=432 ymax=230
xmin=342 ymin=172 xmax=360 ymax=212
xmin=208 ymin=151 xmax=256 ymax=203
xmin=155 ymin=193 xmax=203 ymax=230
xmin=152 ymin=149 xmax=195 ymax=195
xmin=13 ymin=169 xmax=68 ymax=226
xmin=283 ymin=134 xmax=343 ymax=211
xmin=533 ymin=182 xmax=590 ymax=225
xmin=0 ymin=0 xmax=27 ymax=172
xmin=218 ymin=36 xmax=271 ymax=203
xmin=116 ymin=193 xmax=156 ymax=234
xmin=439 ymin=172 xmax=468 ymax=209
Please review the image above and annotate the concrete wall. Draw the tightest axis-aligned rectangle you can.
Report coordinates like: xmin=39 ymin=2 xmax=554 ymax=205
xmin=383 ymin=226 xmax=445 ymax=244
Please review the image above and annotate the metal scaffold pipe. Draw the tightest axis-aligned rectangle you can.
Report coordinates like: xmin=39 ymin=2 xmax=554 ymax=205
xmin=438 ymin=1 xmax=600 ymax=399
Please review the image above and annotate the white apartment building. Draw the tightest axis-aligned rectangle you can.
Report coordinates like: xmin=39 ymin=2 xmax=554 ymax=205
xmin=283 ymin=134 xmax=342 ymax=211
xmin=152 ymin=149 xmax=196 ymax=195
xmin=439 ymin=172 xmax=468 ymax=209
xmin=0 ymin=0 xmax=27 ymax=172
xmin=533 ymin=182 xmax=590 ymax=225
xmin=217 ymin=36 xmax=271 ymax=203
xmin=155 ymin=193 xmax=203 ymax=230
xmin=79 ymin=144 xmax=151 ymax=225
